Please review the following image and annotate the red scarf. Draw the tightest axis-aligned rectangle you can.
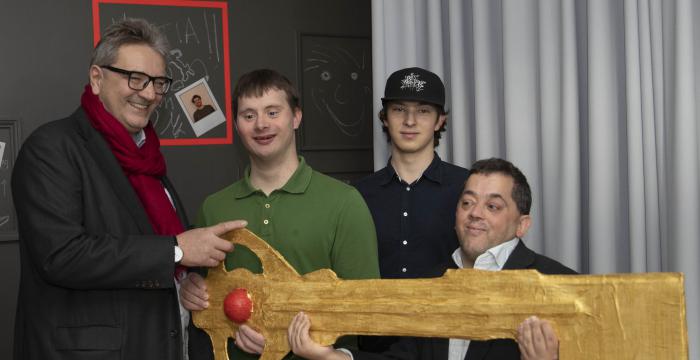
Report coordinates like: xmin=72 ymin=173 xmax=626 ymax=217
xmin=81 ymin=85 xmax=186 ymax=276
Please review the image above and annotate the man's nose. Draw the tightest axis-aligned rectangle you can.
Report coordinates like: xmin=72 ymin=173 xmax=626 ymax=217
xmin=468 ymin=205 xmax=484 ymax=220
xmin=255 ymin=117 xmax=269 ymax=130
xmin=139 ymin=81 xmax=157 ymax=101
xmin=403 ymin=110 xmax=417 ymax=126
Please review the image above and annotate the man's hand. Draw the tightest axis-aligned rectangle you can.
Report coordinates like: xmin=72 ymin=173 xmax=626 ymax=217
xmin=517 ymin=316 xmax=559 ymax=360
xmin=288 ymin=312 xmax=351 ymax=360
xmin=176 ymin=220 xmax=246 ymax=267
xmin=235 ymin=324 xmax=266 ymax=354
xmin=179 ymin=272 xmax=209 ymax=311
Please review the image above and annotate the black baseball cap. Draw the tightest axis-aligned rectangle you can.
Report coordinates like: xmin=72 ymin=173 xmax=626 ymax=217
xmin=381 ymin=67 xmax=445 ymax=108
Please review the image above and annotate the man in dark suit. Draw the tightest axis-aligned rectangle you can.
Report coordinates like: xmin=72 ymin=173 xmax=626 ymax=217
xmin=11 ymin=18 xmax=243 ymax=360
xmin=288 ymin=157 xmax=576 ymax=360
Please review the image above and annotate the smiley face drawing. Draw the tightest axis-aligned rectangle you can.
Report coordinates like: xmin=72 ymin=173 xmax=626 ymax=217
xmin=303 ymin=39 xmax=372 ymax=140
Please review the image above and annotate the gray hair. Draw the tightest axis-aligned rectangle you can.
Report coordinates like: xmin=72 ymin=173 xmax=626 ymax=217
xmin=90 ymin=18 xmax=170 ymax=66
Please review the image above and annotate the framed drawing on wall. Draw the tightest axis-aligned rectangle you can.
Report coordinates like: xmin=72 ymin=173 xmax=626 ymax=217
xmin=299 ymin=34 xmax=373 ymax=151
xmin=0 ymin=119 xmax=21 ymax=242
xmin=93 ymin=0 xmax=232 ymax=146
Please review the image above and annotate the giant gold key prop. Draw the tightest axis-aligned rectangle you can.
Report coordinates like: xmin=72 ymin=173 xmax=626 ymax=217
xmin=193 ymin=229 xmax=688 ymax=360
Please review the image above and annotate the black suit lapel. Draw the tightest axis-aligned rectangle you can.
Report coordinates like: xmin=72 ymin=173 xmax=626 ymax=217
xmin=502 ymin=239 xmax=536 ymax=270
xmin=76 ymin=109 xmax=154 ymax=234
xmin=465 ymin=340 xmax=492 ymax=360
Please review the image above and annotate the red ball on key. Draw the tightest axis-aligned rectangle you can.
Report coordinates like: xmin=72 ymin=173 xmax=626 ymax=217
xmin=223 ymin=288 xmax=253 ymax=323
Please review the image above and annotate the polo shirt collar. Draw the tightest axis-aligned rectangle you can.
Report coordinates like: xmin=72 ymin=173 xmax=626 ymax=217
xmin=233 ymin=156 xmax=312 ymax=198
xmin=381 ymin=152 xmax=444 ymax=185
xmin=280 ymin=156 xmax=312 ymax=194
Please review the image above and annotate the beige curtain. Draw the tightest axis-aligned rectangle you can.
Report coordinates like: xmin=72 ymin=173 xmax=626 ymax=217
xmin=372 ymin=0 xmax=699 ymax=357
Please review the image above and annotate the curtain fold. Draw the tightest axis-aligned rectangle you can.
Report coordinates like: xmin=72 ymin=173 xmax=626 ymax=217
xmin=539 ymin=0 xmax=583 ymax=270
xmin=669 ymin=2 xmax=700 ymax=359
xmin=372 ymin=0 xmax=699 ymax=357
xmin=447 ymin=0 xmax=471 ymax=166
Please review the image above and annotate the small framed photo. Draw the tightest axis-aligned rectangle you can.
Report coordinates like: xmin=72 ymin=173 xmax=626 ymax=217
xmin=0 ymin=118 xmax=21 ymax=241
xmin=175 ymin=78 xmax=226 ymax=137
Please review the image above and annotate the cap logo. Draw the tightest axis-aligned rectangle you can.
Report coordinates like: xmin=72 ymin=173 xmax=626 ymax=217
xmin=400 ymin=73 xmax=426 ymax=92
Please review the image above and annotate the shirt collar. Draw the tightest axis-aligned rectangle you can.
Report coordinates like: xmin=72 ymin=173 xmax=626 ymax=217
xmin=232 ymin=156 xmax=312 ymax=198
xmin=132 ymin=129 xmax=146 ymax=148
xmin=421 ymin=152 xmax=443 ymax=183
xmin=451 ymin=237 xmax=520 ymax=270
xmin=380 ymin=152 xmax=444 ymax=185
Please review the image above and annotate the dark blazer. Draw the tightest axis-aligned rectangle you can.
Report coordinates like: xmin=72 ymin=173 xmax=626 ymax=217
xmin=12 ymin=108 xmax=189 ymax=360
xmin=353 ymin=240 xmax=577 ymax=360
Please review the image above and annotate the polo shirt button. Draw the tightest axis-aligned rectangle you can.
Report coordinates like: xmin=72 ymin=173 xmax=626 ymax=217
xmin=402 ymin=240 xmax=408 ymax=245
xmin=265 ymin=203 xmax=271 ymax=208
xmin=403 ymin=211 xmax=408 ymax=217
xmin=406 ymin=187 xmax=411 ymax=191
xmin=401 ymin=267 xmax=407 ymax=273
xmin=263 ymin=219 xmax=269 ymax=225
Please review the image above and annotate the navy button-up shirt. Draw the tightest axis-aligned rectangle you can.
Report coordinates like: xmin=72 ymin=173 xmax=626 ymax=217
xmin=353 ymin=154 xmax=469 ymax=279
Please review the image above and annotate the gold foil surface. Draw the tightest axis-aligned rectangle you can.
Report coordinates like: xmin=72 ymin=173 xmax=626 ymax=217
xmin=193 ymin=229 xmax=688 ymax=360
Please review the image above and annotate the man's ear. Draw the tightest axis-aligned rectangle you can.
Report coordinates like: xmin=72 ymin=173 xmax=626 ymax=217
xmin=515 ymin=215 xmax=532 ymax=238
xmin=88 ymin=65 xmax=103 ymax=95
xmin=434 ymin=114 xmax=447 ymax=131
xmin=293 ymin=108 xmax=302 ymax=130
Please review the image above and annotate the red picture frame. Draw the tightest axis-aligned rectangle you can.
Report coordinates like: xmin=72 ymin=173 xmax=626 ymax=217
xmin=92 ymin=0 xmax=233 ymax=146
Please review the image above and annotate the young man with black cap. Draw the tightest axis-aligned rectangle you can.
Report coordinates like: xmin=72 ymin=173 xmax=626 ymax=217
xmin=353 ymin=67 xmax=469 ymax=351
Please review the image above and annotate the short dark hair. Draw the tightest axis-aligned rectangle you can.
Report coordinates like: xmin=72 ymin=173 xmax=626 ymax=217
xmin=91 ymin=18 xmax=169 ymax=67
xmin=378 ymin=102 xmax=448 ymax=147
xmin=191 ymin=95 xmax=202 ymax=103
xmin=232 ymin=69 xmax=300 ymax=119
xmin=468 ymin=158 xmax=532 ymax=215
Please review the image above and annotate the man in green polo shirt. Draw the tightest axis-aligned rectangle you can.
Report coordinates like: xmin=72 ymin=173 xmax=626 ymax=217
xmin=180 ymin=69 xmax=380 ymax=360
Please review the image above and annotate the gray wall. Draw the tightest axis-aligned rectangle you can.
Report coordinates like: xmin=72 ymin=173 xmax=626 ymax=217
xmin=0 ymin=0 xmax=371 ymax=356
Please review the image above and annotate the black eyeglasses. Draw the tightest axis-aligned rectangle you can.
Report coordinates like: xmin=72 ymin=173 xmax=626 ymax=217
xmin=100 ymin=65 xmax=173 ymax=95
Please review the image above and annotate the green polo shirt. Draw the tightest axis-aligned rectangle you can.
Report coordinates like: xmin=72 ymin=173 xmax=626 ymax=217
xmin=197 ymin=156 xmax=379 ymax=279
xmin=196 ymin=157 xmax=379 ymax=359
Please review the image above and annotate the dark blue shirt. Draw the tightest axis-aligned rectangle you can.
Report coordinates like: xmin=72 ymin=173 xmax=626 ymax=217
xmin=353 ymin=154 xmax=469 ymax=279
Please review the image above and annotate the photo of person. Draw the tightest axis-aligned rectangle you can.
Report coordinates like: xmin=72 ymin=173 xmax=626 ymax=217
xmin=0 ymin=141 xmax=5 ymax=165
xmin=191 ymin=94 xmax=216 ymax=122
xmin=175 ymin=78 xmax=226 ymax=137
